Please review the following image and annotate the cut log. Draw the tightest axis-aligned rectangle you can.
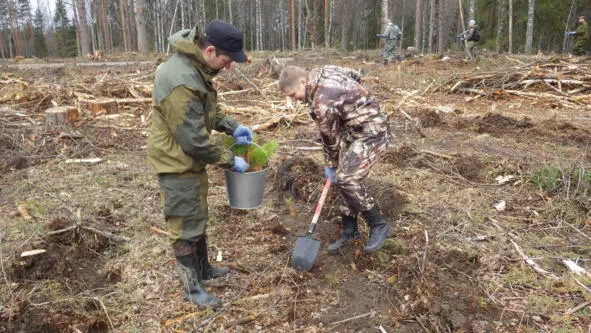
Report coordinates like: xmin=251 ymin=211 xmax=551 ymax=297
xmin=44 ymin=106 xmax=78 ymax=130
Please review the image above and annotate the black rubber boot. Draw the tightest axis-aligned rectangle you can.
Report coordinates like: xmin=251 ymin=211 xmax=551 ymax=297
xmin=174 ymin=242 xmax=222 ymax=309
xmin=383 ymin=59 xmax=388 ymax=66
xmin=361 ymin=205 xmax=392 ymax=253
xmin=196 ymin=234 xmax=230 ymax=280
xmin=328 ymin=215 xmax=361 ymax=254
xmin=395 ymin=54 xmax=404 ymax=62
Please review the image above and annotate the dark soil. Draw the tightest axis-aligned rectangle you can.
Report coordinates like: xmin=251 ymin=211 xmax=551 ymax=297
xmin=2 ymin=220 xmax=119 ymax=333
xmin=476 ymin=113 xmax=534 ymax=133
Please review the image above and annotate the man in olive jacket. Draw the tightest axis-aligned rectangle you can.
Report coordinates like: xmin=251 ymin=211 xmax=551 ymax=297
xmin=148 ymin=20 xmax=252 ymax=309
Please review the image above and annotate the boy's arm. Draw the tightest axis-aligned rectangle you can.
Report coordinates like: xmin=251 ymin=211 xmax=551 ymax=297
xmin=312 ymin=101 xmax=341 ymax=168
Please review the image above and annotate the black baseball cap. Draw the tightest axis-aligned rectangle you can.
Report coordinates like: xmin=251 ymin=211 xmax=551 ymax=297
xmin=205 ymin=20 xmax=247 ymax=63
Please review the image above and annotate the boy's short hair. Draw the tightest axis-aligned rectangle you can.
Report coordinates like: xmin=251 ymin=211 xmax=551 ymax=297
xmin=279 ymin=66 xmax=308 ymax=91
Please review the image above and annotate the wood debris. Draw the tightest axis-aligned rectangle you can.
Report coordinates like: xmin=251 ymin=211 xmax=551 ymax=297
xmin=441 ymin=58 xmax=591 ymax=109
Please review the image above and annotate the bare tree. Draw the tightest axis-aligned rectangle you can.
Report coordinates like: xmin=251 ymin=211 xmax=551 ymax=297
xmin=508 ymin=0 xmax=513 ymax=53
xmin=468 ymin=0 xmax=475 ymax=21
xmin=437 ymin=0 xmax=445 ymax=54
xmin=136 ymin=0 xmax=148 ymax=53
xmin=496 ymin=0 xmax=505 ymax=53
xmin=428 ymin=0 xmax=436 ymax=52
xmin=120 ymin=0 xmax=129 ymax=51
xmin=227 ymin=0 xmax=233 ymax=25
xmin=77 ymin=0 xmax=90 ymax=56
xmin=525 ymin=0 xmax=535 ymax=53
xmin=290 ymin=0 xmax=295 ymax=49
xmin=414 ymin=0 xmax=422 ymax=49
xmin=324 ymin=0 xmax=328 ymax=47
xmin=381 ymin=0 xmax=388 ymax=32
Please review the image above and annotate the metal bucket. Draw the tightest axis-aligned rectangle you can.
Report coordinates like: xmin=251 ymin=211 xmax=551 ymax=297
xmin=224 ymin=168 xmax=268 ymax=209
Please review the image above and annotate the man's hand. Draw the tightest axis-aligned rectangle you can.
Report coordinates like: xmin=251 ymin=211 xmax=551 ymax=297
xmin=233 ymin=157 xmax=249 ymax=172
xmin=233 ymin=125 xmax=253 ymax=146
xmin=324 ymin=167 xmax=337 ymax=183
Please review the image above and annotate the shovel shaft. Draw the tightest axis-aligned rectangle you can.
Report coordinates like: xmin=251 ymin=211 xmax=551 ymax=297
xmin=308 ymin=178 xmax=331 ymax=233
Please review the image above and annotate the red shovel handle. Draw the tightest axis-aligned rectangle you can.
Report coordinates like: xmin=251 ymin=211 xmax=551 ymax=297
xmin=308 ymin=178 xmax=331 ymax=234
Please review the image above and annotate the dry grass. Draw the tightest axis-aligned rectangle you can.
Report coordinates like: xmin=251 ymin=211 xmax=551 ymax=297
xmin=1 ymin=50 xmax=590 ymax=332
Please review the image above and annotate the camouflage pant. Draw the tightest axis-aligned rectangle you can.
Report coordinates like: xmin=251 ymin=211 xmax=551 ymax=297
xmin=573 ymin=38 xmax=587 ymax=56
xmin=159 ymin=171 xmax=209 ymax=245
xmin=334 ymin=132 xmax=390 ymax=217
xmin=383 ymin=39 xmax=399 ymax=60
xmin=465 ymin=41 xmax=477 ymax=60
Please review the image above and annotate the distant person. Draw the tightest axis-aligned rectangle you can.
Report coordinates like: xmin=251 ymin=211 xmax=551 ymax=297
xmin=148 ymin=20 xmax=252 ymax=309
xmin=278 ymin=65 xmax=392 ymax=254
xmin=567 ymin=16 xmax=589 ymax=56
xmin=377 ymin=19 xmax=403 ymax=65
xmin=458 ymin=19 xmax=480 ymax=60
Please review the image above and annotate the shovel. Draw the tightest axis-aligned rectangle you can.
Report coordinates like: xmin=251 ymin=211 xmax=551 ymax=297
xmin=291 ymin=178 xmax=331 ymax=271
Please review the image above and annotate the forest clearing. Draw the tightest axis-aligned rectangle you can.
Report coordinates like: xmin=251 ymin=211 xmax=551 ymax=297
xmin=0 ymin=50 xmax=590 ymax=332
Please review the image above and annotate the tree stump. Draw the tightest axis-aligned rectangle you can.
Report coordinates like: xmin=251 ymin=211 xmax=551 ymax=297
xmin=80 ymin=98 xmax=118 ymax=116
xmin=44 ymin=106 xmax=79 ymax=131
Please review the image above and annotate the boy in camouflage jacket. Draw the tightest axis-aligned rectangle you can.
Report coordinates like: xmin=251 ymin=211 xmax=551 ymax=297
xmin=279 ymin=65 xmax=392 ymax=253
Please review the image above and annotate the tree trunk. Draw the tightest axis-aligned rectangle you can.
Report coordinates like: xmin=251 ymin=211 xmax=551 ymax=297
xmin=469 ymin=0 xmax=475 ymax=21
xmin=328 ymin=0 xmax=334 ymax=47
xmin=120 ymin=0 xmax=128 ymax=51
xmin=297 ymin=0 xmax=302 ymax=49
xmin=525 ymin=0 xmax=535 ymax=53
xmin=228 ymin=0 xmax=233 ymax=24
xmin=495 ymin=0 xmax=505 ymax=53
xmin=508 ymin=0 xmax=513 ymax=54
xmin=422 ymin=0 xmax=428 ymax=51
xmin=136 ymin=0 xmax=149 ymax=53
xmin=44 ymin=106 xmax=79 ymax=131
xmin=9 ymin=2 xmax=22 ymax=56
xmin=437 ymin=0 xmax=445 ymax=55
xmin=428 ymin=0 xmax=436 ymax=53
xmin=290 ymin=0 xmax=296 ymax=49
xmin=381 ymin=0 xmax=388 ymax=33
xmin=77 ymin=0 xmax=91 ymax=56
xmin=72 ymin=0 xmax=82 ymax=56
xmin=324 ymin=0 xmax=329 ymax=47
xmin=414 ymin=0 xmax=422 ymax=49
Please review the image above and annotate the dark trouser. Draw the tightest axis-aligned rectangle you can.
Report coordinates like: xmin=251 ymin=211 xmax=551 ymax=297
xmin=158 ymin=171 xmax=209 ymax=245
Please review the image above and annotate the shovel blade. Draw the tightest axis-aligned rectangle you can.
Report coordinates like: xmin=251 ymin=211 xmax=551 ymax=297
xmin=291 ymin=235 xmax=321 ymax=271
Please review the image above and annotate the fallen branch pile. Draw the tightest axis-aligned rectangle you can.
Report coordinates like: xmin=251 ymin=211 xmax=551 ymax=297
xmin=439 ymin=57 xmax=591 ymax=109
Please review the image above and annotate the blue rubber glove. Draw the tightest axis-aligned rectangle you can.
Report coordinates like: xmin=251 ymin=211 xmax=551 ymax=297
xmin=233 ymin=125 xmax=253 ymax=146
xmin=569 ymin=31 xmax=577 ymax=35
xmin=233 ymin=157 xmax=249 ymax=172
xmin=324 ymin=167 xmax=337 ymax=183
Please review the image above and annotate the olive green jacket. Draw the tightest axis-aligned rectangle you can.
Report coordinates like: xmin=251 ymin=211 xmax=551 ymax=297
xmin=148 ymin=28 xmax=239 ymax=174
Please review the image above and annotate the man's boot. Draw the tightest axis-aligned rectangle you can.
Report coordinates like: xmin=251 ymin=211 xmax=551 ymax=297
xmin=395 ymin=54 xmax=404 ymax=62
xmin=383 ymin=59 xmax=388 ymax=66
xmin=328 ymin=215 xmax=361 ymax=254
xmin=174 ymin=242 xmax=223 ymax=308
xmin=361 ymin=205 xmax=392 ymax=253
xmin=196 ymin=234 xmax=230 ymax=280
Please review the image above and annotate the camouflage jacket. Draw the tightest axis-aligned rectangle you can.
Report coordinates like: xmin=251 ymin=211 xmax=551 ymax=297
xmin=576 ymin=21 xmax=590 ymax=39
xmin=305 ymin=66 xmax=389 ymax=168
xmin=377 ymin=23 xmax=401 ymax=40
xmin=148 ymin=28 xmax=239 ymax=175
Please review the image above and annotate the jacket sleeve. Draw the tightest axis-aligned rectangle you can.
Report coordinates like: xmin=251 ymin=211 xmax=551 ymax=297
xmin=466 ymin=28 xmax=475 ymax=40
xmin=214 ymin=103 xmax=240 ymax=135
xmin=311 ymin=99 xmax=341 ymax=168
xmin=161 ymin=85 xmax=235 ymax=167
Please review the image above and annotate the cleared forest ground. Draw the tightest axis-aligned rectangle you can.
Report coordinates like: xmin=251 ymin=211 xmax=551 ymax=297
xmin=1 ymin=50 xmax=590 ymax=332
